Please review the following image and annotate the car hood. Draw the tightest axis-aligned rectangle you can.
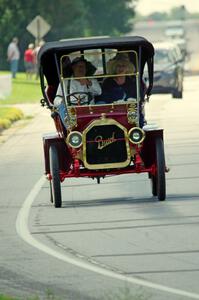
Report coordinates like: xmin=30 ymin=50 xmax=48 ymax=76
xmin=154 ymin=63 xmax=172 ymax=72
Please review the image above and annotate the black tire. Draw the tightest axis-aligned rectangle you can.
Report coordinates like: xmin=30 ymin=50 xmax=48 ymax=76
xmin=49 ymin=145 xmax=62 ymax=208
xmin=172 ymin=78 xmax=183 ymax=99
xmin=151 ymin=175 xmax=157 ymax=196
xmin=172 ymin=88 xmax=183 ymax=99
xmin=155 ymin=138 xmax=166 ymax=201
xmin=49 ymin=181 xmax=53 ymax=203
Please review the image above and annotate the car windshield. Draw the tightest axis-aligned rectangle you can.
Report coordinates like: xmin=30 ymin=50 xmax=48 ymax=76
xmin=59 ymin=49 xmax=139 ymax=106
xmin=155 ymin=49 xmax=171 ymax=64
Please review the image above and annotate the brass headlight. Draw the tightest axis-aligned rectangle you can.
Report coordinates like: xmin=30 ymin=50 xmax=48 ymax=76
xmin=67 ymin=131 xmax=83 ymax=148
xmin=128 ymin=127 xmax=145 ymax=144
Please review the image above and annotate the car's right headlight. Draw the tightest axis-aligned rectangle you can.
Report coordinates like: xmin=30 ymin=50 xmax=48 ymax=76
xmin=128 ymin=127 xmax=145 ymax=144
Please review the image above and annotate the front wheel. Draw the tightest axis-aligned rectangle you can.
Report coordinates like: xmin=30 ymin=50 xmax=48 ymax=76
xmin=49 ymin=145 xmax=62 ymax=207
xmin=150 ymin=174 xmax=157 ymax=196
xmin=155 ymin=138 xmax=166 ymax=201
xmin=172 ymin=77 xmax=183 ymax=99
xmin=172 ymin=88 xmax=183 ymax=99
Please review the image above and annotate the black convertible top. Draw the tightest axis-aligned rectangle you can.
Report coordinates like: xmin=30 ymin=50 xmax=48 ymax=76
xmin=38 ymin=35 xmax=154 ymax=93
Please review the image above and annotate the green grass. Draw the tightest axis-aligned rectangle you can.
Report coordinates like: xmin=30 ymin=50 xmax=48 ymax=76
xmin=0 ymin=296 xmax=19 ymax=300
xmin=0 ymin=71 xmax=42 ymax=131
xmin=0 ymin=71 xmax=43 ymax=104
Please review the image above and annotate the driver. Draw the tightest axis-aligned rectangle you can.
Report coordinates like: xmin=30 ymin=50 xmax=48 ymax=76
xmin=54 ymin=57 xmax=101 ymax=122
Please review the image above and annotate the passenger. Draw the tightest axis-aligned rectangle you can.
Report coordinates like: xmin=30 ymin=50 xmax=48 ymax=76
xmin=99 ymin=52 xmax=146 ymax=127
xmin=100 ymin=53 xmax=136 ymax=103
xmin=54 ymin=57 xmax=101 ymax=125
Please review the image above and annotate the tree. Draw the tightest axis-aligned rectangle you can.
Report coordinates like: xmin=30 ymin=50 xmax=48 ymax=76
xmin=0 ymin=0 xmax=36 ymax=69
xmin=36 ymin=0 xmax=87 ymax=40
xmin=84 ymin=0 xmax=137 ymax=36
xmin=0 ymin=0 xmax=88 ymax=69
xmin=170 ymin=6 xmax=188 ymax=20
xmin=0 ymin=0 xmax=137 ymax=70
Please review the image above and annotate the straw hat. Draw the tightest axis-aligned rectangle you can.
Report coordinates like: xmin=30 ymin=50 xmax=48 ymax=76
xmin=107 ymin=52 xmax=135 ymax=74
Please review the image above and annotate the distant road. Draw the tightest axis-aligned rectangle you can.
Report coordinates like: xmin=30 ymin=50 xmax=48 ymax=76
xmin=132 ymin=19 xmax=199 ymax=73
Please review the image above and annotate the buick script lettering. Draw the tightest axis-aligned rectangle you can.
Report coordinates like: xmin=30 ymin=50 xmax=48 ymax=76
xmin=95 ymin=132 xmax=116 ymax=150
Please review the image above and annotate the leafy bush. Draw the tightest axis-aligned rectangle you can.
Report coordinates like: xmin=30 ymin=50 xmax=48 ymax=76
xmin=0 ymin=107 xmax=24 ymax=131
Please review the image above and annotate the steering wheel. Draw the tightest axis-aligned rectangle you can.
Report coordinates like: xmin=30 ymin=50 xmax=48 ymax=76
xmin=67 ymin=92 xmax=92 ymax=106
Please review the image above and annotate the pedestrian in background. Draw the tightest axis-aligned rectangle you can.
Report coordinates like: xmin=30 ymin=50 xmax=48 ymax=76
xmin=24 ymin=43 xmax=35 ymax=79
xmin=7 ymin=37 xmax=20 ymax=78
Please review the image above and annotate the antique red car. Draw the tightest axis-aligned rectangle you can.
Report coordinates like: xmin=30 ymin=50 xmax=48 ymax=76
xmin=38 ymin=36 xmax=167 ymax=207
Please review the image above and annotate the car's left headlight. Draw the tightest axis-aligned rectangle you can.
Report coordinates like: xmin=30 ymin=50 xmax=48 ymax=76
xmin=128 ymin=127 xmax=145 ymax=144
xmin=67 ymin=131 xmax=83 ymax=148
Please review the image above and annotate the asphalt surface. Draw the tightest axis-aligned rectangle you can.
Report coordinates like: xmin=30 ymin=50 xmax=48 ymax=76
xmin=0 ymin=75 xmax=199 ymax=300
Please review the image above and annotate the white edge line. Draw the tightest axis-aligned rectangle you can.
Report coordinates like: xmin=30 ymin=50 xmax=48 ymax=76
xmin=16 ymin=175 xmax=199 ymax=299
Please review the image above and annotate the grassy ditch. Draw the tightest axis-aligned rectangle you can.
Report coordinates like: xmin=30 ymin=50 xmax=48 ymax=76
xmin=0 ymin=71 xmax=42 ymax=132
xmin=0 ymin=71 xmax=42 ymax=104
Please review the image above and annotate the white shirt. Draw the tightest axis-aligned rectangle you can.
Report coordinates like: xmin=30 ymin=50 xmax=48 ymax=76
xmin=54 ymin=78 xmax=101 ymax=106
xmin=7 ymin=42 xmax=20 ymax=61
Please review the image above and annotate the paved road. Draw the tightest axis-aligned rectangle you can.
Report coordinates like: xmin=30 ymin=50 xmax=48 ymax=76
xmin=0 ymin=76 xmax=199 ymax=300
xmin=132 ymin=19 xmax=199 ymax=74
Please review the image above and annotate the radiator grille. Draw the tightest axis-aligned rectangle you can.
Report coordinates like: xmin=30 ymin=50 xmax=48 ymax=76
xmin=83 ymin=123 xmax=130 ymax=169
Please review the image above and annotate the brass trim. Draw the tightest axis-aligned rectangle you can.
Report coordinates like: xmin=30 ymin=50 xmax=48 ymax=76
xmin=82 ymin=119 xmax=131 ymax=170
xmin=60 ymin=50 xmax=139 ymax=79
xmin=127 ymin=101 xmax=138 ymax=125
xmin=65 ymin=106 xmax=77 ymax=128
xmin=128 ymin=127 xmax=145 ymax=144
xmin=62 ymin=72 xmax=137 ymax=81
